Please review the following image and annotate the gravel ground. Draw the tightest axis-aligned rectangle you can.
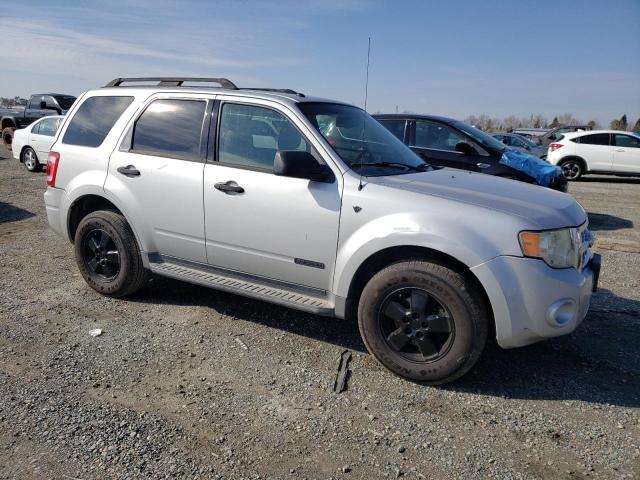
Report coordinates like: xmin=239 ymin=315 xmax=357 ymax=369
xmin=0 ymin=144 xmax=638 ymax=479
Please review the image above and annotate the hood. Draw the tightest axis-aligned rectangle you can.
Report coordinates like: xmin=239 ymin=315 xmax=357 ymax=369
xmin=500 ymin=149 xmax=561 ymax=186
xmin=367 ymin=168 xmax=586 ymax=229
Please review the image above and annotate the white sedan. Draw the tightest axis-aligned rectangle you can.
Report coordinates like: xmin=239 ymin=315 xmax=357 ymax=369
xmin=12 ymin=115 xmax=64 ymax=172
xmin=547 ymin=129 xmax=640 ymax=180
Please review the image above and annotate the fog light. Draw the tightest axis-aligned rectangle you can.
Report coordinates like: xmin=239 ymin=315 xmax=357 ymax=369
xmin=546 ymin=299 xmax=577 ymax=327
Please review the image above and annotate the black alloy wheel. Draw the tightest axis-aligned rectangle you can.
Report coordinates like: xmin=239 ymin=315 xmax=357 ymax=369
xmin=378 ymin=287 xmax=454 ymax=362
xmin=81 ymin=228 xmax=121 ymax=281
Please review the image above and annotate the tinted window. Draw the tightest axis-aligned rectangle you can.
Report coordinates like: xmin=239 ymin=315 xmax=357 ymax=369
xmin=37 ymin=117 xmax=61 ymax=136
xmin=132 ymin=99 xmax=206 ymax=160
xmin=511 ymin=136 xmax=527 ymax=147
xmin=29 ymin=96 xmax=43 ymax=109
xmin=614 ymin=134 xmax=640 ymax=148
xmin=413 ymin=120 xmax=466 ymax=152
xmin=218 ymin=103 xmax=308 ymax=170
xmin=63 ymin=96 xmax=133 ymax=147
xmin=377 ymin=119 xmax=406 ymax=141
xmin=54 ymin=95 xmax=76 ymax=110
xmin=577 ymin=133 xmax=610 ymax=146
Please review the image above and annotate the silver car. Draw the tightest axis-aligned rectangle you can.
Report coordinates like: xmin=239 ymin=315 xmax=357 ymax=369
xmin=43 ymin=77 xmax=600 ymax=384
xmin=493 ymin=133 xmax=548 ymax=159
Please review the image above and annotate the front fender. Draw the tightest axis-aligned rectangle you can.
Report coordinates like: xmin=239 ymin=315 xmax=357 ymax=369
xmin=333 ymin=210 xmax=524 ymax=299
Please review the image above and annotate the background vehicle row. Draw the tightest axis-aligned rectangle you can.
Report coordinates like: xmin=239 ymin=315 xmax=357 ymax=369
xmin=547 ymin=130 xmax=640 ymax=180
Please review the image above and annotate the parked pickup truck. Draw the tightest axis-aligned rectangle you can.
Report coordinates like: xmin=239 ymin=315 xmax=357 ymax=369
xmin=1 ymin=93 xmax=76 ymax=148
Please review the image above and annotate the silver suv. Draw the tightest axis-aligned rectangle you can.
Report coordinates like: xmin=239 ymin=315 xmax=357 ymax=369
xmin=44 ymin=77 xmax=601 ymax=384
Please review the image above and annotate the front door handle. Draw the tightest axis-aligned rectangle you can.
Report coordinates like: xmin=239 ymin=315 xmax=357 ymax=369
xmin=214 ymin=181 xmax=245 ymax=194
xmin=117 ymin=165 xmax=141 ymax=177
xmin=615 ymin=148 xmax=625 ymax=152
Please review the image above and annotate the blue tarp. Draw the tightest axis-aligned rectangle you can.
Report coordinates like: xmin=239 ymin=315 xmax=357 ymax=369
xmin=499 ymin=149 xmax=562 ymax=187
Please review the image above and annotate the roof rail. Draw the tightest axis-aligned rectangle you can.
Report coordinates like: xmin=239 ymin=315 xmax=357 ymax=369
xmin=240 ymin=87 xmax=305 ymax=98
xmin=104 ymin=77 xmax=238 ymax=89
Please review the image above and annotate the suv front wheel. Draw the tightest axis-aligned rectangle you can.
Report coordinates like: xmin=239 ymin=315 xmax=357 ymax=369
xmin=358 ymin=260 xmax=488 ymax=384
xmin=74 ymin=210 xmax=146 ymax=297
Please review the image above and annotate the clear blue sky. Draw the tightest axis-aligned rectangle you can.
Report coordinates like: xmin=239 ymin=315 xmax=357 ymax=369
xmin=1 ymin=0 xmax=638 ymax=125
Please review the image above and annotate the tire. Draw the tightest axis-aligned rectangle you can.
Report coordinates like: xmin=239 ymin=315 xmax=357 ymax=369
xmin=74 ymin=210 xmax=146 ymax=297
xmin=21 ymin=147 xmax=41 ymax=172
xmin=357 ymin=260 xmax=488 ymax=384
xmin=559 ymin=159 xmax=583 ymax=180
xmin=2 ymin=127 xmax=14 ymax=149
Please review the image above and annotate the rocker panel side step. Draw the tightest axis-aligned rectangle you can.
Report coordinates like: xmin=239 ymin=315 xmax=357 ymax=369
xmin=148 ymin=255 xmax=335 ymax=316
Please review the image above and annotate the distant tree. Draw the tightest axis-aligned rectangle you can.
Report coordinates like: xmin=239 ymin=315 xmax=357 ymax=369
xmin=464 ymin=115 xmax=479 ymax=127
xmin=610 ymin=114 xmax=628 ymax=131
xmin=549 ymin=116 xmax=559 ymax=128
xmin=557 ymin=113 xmax=581 ymax=126
xmin=632 ymin=118 xmax=640 ymax=132
xmin=587 ymin=119 xmax=601 ymax=129
xmin=531 ymin=114 xmax=546 ymax=129
xmin=503 ymin=115 xmax=519 ymax=131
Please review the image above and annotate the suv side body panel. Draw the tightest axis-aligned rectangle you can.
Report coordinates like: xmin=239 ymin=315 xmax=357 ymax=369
xmin=203 ymin=95 xmax=345 ymax=291
xmin=104 ymin=93 xmax=213 ymax=263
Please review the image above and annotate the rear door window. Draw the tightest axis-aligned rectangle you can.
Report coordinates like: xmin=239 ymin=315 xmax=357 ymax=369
xmin=377 ymin=119 xmax=406 ymax=141
xmin=576 ymin=133 xmax=611 ymax=146
xmin=62 ymin=96 xmax=134 ymax=147
xmin=131 ymin=99 xmax=206 ymax=161
xmin=413 ymin=120 xmax=466 ymax=152
xmin=37 ymin=117 xmax=61 ymax=136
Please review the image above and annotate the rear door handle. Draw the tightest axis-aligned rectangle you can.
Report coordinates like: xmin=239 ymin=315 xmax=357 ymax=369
xmin=215 ymin=181 xmax=244 ymax=194
xmin=117 ymin=165 xmax=141 ymax=177
xmin=615 ymin=148 xmax=625 ymax=152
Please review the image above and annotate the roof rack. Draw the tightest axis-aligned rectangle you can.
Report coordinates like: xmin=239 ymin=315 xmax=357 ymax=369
xmin=104 ymin=77 xmax=238 ymax=89
xmin=240 ymin=88 xmax=305 ymax=98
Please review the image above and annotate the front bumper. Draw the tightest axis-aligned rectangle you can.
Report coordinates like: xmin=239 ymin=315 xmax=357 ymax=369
xmin=471 ymin=254 xmax=599 ymax=349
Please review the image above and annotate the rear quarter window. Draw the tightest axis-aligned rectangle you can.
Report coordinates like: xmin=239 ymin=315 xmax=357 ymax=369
xmin=62 ymin=96 xmax=134 ymax=147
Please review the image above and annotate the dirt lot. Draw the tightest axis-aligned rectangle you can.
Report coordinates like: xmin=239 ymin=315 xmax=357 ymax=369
xmin=0 ymin=144 xmax=638 ymax=480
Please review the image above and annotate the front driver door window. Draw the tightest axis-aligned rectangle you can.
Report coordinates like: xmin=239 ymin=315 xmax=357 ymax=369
xmin=411 ymin=120 xmax=472 ymax=169
xmin=203 ymin=101 xmax=341 ymax=290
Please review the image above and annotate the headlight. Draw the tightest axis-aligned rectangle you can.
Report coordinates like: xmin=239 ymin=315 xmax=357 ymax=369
xmin=519 ymin=228 xmax=581 ymax=269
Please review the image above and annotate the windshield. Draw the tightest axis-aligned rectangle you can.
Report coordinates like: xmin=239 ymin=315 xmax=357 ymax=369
xmin=516 ymin=135 xmax=539 ymax=148
xmin=54 ymin=95 xmax=76 ymax=110
xmin=298 ymin=102 xmax=429 ymax=176
xmin=451 ymin=120 xmax=506 ymax=152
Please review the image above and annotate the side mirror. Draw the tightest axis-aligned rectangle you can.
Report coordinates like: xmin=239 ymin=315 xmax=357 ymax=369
xmin=455 ymin=142 xmax=476 ymax=155
xmin=273 ymin=150 xmax=334 ymax=183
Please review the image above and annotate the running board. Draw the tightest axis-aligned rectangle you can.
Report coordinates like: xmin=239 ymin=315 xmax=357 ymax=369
xmin=148 ymin=256 xmax=334 ymax=316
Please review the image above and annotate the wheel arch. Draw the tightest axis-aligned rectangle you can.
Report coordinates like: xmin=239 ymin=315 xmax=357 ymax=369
xmin=66 ymin=193 xmax=144 ymax=251
xmin=558 ymin=155 xmax=587 ymax=172
xmin=342 ymin=245 xmax=495 ymax=340
xmin=1 ymin=117 xmax=16 ymax=130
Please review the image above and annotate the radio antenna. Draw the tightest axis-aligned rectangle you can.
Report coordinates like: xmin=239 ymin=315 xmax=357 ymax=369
xmin=358 ymin=36 xmax=371 ymax=191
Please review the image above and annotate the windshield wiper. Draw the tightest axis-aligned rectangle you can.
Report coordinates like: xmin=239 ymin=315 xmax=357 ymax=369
xmin=353 ymin=161 xmax=430 ymax=172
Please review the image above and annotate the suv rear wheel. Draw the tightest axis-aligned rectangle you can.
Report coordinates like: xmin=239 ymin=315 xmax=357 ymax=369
xmin=74 ymin=210 xmax=146 ymax=297
xmin=358 ymin=260 xmax=488 ymax=384
xmin=559 ymin=159 xmax=583 ymax=180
